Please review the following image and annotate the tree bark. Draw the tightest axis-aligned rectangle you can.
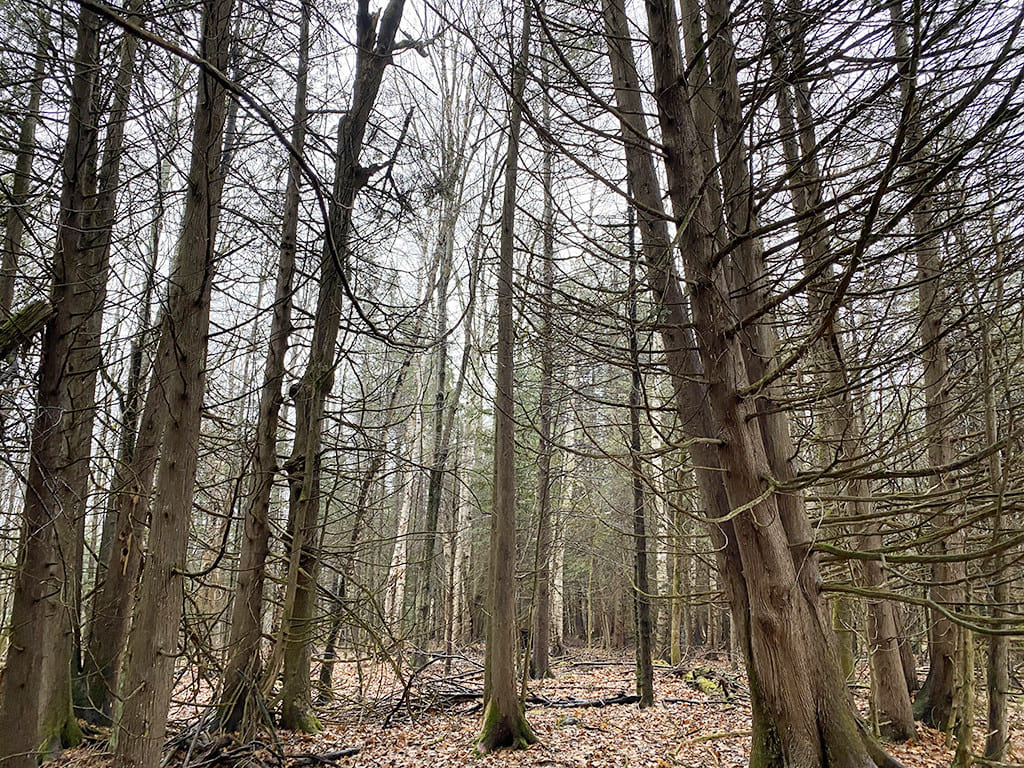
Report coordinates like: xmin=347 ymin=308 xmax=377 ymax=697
xmin=112 ymin=0 xmax=234 ymax=763
xmin=217 ymin=0 xmax=309 ymax=733
xmin=278 ymin=0 xmax=405 ymax=731
xmin=0 ymin=7 xmax=103 ymax=763
xmin=478 ymin=0 xmax=537 ymax=752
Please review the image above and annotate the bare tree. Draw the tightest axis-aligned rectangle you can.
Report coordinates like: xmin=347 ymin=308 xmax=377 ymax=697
xmin=478 ymin=0 xmax=538 ymax=752
xmin=278 ymin=0 xmax=406 ymax=731
xmin=113 ymin=0 xmax=235 ymax=762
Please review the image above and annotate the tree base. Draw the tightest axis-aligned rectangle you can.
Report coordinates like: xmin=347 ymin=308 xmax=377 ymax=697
xmin=279 ymin=705 xmax=323 ymax=734
xmin=37 ymin=714 xmax=83 ymax=764
xmin=477 ymin=699 xmax=538 ymax=754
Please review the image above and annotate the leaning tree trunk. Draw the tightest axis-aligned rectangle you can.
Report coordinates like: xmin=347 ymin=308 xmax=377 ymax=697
xmin=477 ymin=0 xmax=537 ymax=753
xmin=0 ymin=8 xmax=102 ymax=764
xmin=763 ymin=0 xmax=916 ymax=740
xmin=278 ymin=0 xmax=405 ymax=731
xmin=217 ymin=0 xmax=309 ymax=733
xmin=112 ymin=0 xmax=234 ymax=763
xmin=638 ymin=0 xmax=900 ymax=764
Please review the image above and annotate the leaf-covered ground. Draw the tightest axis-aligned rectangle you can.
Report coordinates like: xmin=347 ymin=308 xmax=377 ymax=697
xmin=50 ymin=650 xmax=1021 ymax=767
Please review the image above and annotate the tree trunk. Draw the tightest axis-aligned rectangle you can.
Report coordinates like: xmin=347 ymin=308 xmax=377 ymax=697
xmin=278 ymin=0 xmax=405 ymax=731
xmin=887 ymin=0 xmax=962 ymax=730
xmin=603 ymin=0 xmax=899 ymax=763
xmin=478 ymin=0 xmax=537 ymax=752
xmin=0 ymin=7 xmax=103 ymax=763
xmin=529 ymin=78 xmax=556 ymax=680
xmin=0 ymin=9 xmax=49 ymax=317
xmin=217 ymin=0 xmax=309 ymax=733
xmin=626 ymin=240 xmax=654 ymax=707
xmin=112 ymin=0 xmax=234 ymax=763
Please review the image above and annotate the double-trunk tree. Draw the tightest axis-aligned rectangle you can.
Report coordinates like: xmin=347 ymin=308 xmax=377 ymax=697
xmin=278 ymin=0 xmax=405 ymax=731
xmin=112 ymin=0 xmax=235 ymax=763
xmin=604 ymin=0 xmax=903 ymax=764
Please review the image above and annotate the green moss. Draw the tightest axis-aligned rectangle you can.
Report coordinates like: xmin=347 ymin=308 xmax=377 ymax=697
xmin=476 ymin=699 xmax=538 ymax=754
xmin=696 ymin=676 xmax=719 ymax=695
xmin=280 ymin=705 xmax=323 ymax=734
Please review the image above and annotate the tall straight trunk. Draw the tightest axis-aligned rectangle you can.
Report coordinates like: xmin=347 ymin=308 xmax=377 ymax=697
xmin=529 ymin=78 xmax=555 ymax=680
xmin=412 ymin=209 xmax=456 ymax=663
xmin=764 ymin=0 xmax=916 ymax=739
xmin=477 ymin=0 xmax=537 ymax=752
xmin=887 ymin=0 xmax=962 ymax=730
xmin=217 ymin=0 xmax=309 ymax=733
xmin=385 ymin=382 xmax=422 ymax=628
xmin=669 ymin=499 xmax=684 ymax=664
xmin=0 ymin=8 xmax=104 ymax=764
xmin=278 ymin=0 xmax=405 ymax=731
xmin=0 ymin=9 xmax=49 ymax=316
xmin=112 ymin=0 xmax=234 ymax=763
xmin=979 ymin=256 xmax=1008 ymax=760
xmin=626 ymin=239 xmax=654 ymax=708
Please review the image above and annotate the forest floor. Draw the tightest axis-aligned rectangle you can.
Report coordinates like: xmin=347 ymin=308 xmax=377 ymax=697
xmin=50 ymin=648 xmax=1022 ymax=767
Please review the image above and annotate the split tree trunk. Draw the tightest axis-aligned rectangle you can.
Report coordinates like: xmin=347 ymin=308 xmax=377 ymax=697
xmin=278 ymin=0 xmax=405 ymax=730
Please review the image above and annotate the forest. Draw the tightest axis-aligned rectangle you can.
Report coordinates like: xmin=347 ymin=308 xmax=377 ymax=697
xmin=0 ymin=0 xmax=1022 ymax=765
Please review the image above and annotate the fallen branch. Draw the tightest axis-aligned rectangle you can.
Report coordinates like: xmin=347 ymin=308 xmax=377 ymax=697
xmin=685 ymin=729 xmax=753 ymax=744
xmin=287 ymin=747 xmax=361 ymax=766
xmin=528 ymin=693 xmax=641 ymax=708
